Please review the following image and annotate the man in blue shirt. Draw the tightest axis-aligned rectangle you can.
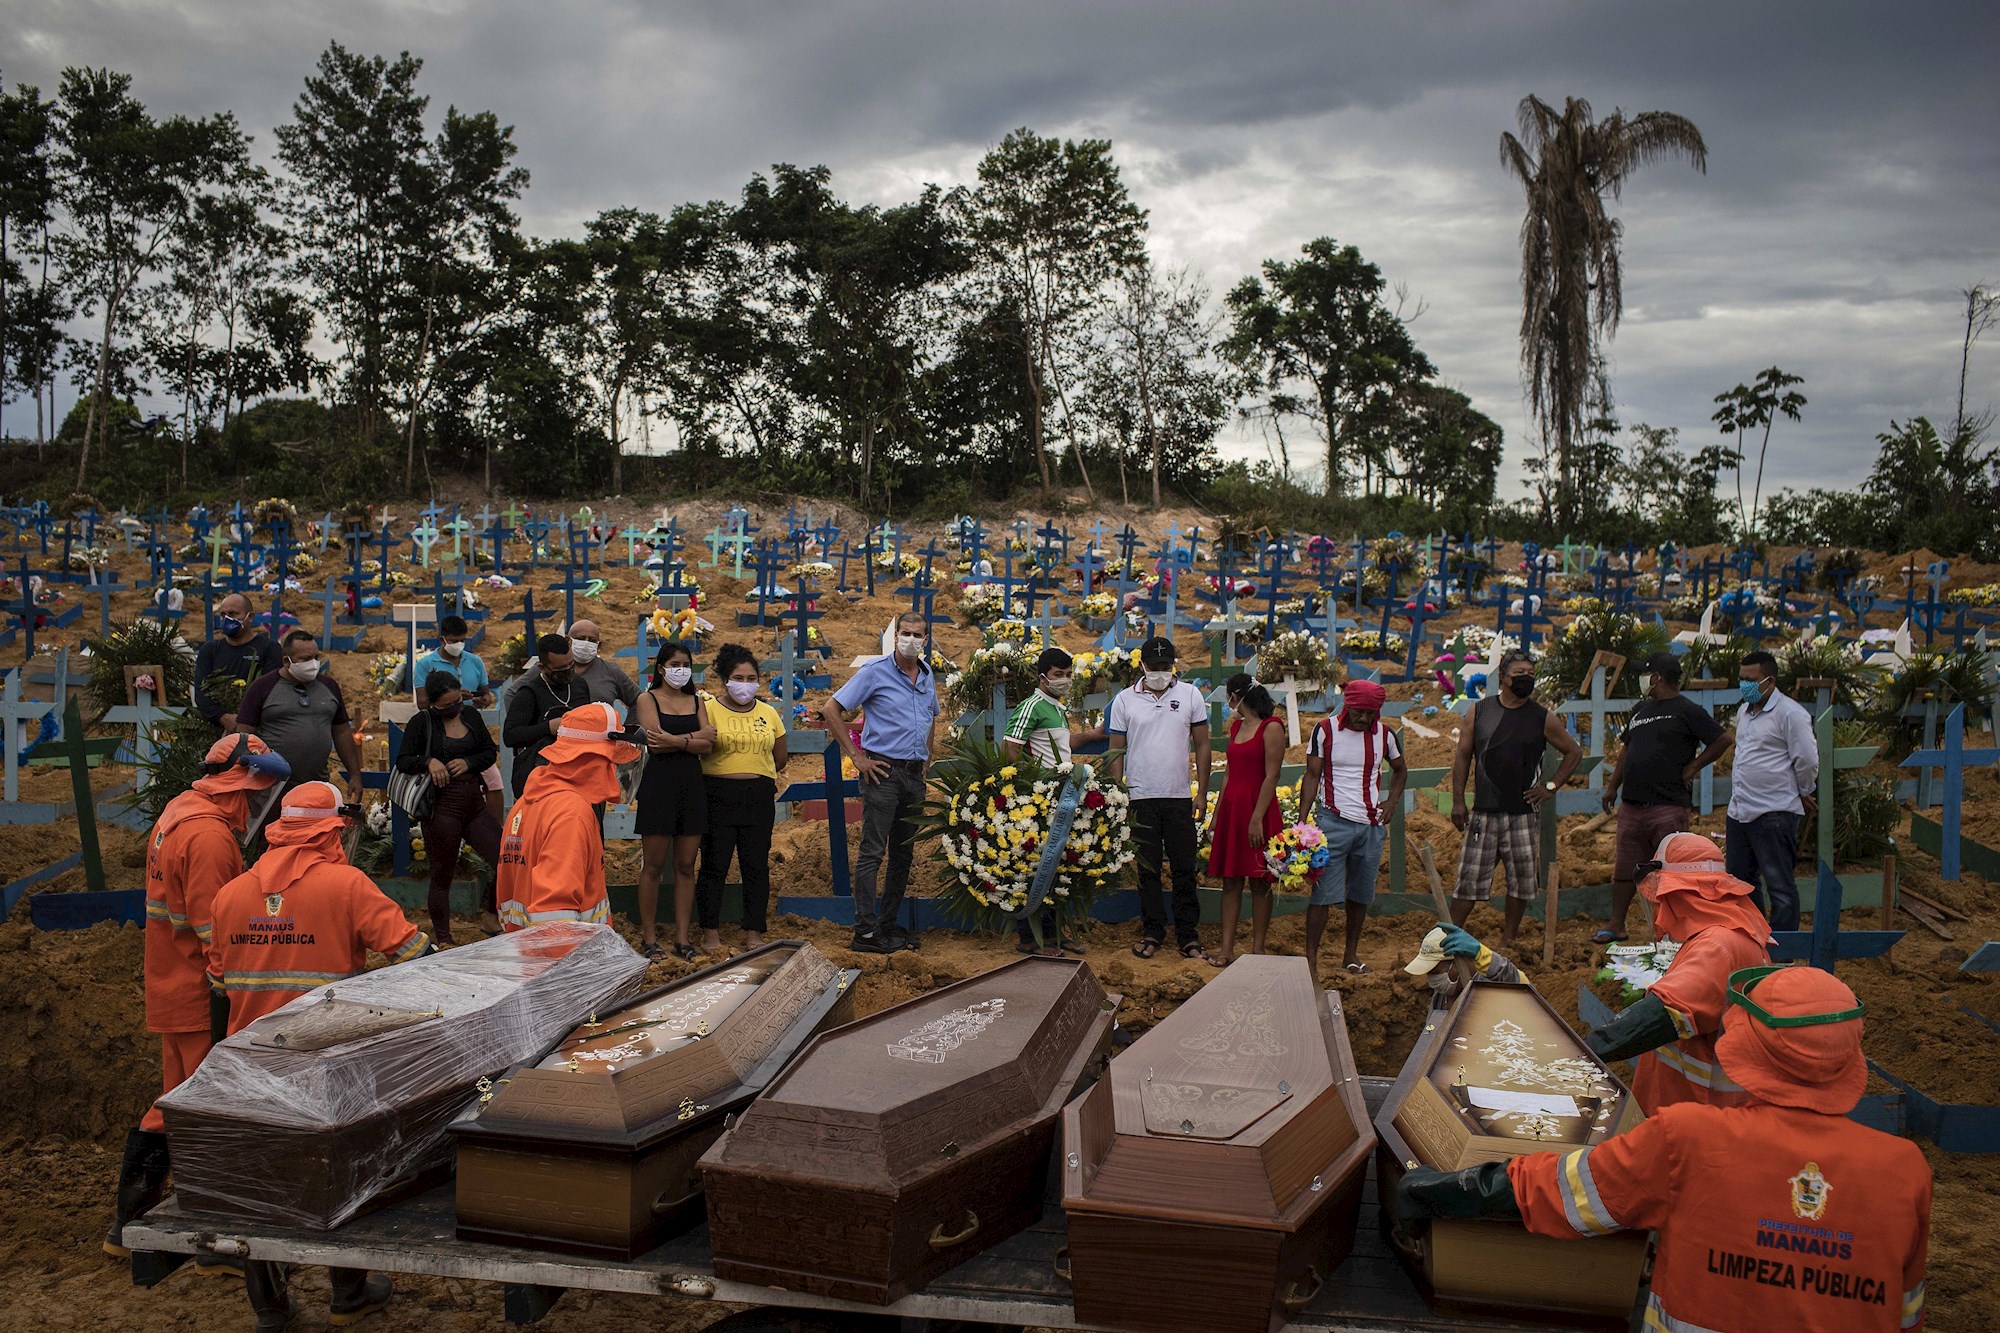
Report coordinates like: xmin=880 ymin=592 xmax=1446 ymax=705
xmin=822 ymin=610 xmax=940 ymax=953
xmin=1726 ymin=649 xmax=1819 ymax=930
xmin=411 ymin=614 xmax=495 ymax=709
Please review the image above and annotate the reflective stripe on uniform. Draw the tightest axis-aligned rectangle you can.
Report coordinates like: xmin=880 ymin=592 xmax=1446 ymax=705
xmin=1557 ymin=1148 xmax=1623 ymax=1236
xmin=386 ymin=931 xmax=429 ymax=964
xmin=499 ymin=899 xmax=611 ymax=929
xmin=1642 ymin=1292 xmax=1726 ymax=1333
xmin=1665 ymin=1002 xmax=1698 ymax=1041
xmin=1650 ymin=1041 xmax=1745 ymax=1092
xmin=146 ymin=897 xmax=208 ymax=939
xmin=222 ymin=969 xmax=348 ymax=992
xmin=145 ymin=898 xmax=171 ymax=923
xmin=1902 ymin=1280 xmax=1925 ymax=1329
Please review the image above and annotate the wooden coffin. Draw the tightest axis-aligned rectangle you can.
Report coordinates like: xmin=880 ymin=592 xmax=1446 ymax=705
xmin=156 ymin=922 xmax=649 ymax=1230
xmin=1061 ymin=956 xmax=1375 ymax=1333
xmin=1374 ymin=979 xmax=1650 ymax=1320
xmin=701 ymin=955 xmax=1117 ymax=1305
xmin=450 ymin=940 xmax=858 ymax=1257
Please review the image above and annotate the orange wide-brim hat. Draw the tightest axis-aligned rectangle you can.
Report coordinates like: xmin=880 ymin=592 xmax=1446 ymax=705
xmin=540 ymin=701 xmax=643 ymax=767
xmin=195 ymin=733 xmax=289 ymax=793
xmin=1715 ymin=964 xmax=1868 ymax=1115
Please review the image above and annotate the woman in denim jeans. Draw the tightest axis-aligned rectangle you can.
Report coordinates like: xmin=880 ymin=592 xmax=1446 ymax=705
xmin=1299 ymin=679 xmax=1407 ymax=977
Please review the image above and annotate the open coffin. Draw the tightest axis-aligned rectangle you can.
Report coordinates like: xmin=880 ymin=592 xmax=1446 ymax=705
xmin=1374 ymin=979 xmax=1650 ymax=1320
xmin=701 ymin=955 xmax=1117 ymax=1305
xmin=157 ymin=922 xmax=648 ymax=1230
xmin=450 ymin=940 xmax=858 ymax=1257
xmin=1060 ymin=956 xmax=1375 ymax=1333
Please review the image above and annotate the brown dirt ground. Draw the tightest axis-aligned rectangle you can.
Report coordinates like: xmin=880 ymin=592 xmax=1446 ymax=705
xmin=4 ymin=506 xmax=1998 ymax=1330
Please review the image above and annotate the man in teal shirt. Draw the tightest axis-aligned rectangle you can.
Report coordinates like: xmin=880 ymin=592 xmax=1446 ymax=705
xmin=412 ymin=614 xmax=495 ymax=708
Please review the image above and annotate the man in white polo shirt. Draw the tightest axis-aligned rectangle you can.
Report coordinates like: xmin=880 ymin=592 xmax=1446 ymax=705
xmin=1300 ymin=678 xmax=1407 ymax=977
xmin=1106 ymin=637 xmax=1212 ymax=962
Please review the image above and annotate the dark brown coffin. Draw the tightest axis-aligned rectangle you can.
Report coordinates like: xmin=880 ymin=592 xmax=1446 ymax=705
xmin=1374 ymin=980 xmax=1650 ymax=1320
xmin=700 ymin=955 xmax=1117 ymax=1305
xmin=1060 ymin=955 xmax=1375 ymax=1333
xmin=156 ymin=923 xmax=649 ymax=1230
xmin=449 ymin=940 xmax=858 ymax=1258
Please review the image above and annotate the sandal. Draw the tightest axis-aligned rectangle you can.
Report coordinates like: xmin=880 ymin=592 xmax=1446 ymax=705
xmin=671 ymin=942 xmax=699 ymax=963
xmin=1590 ymin=929 xmax=1629 ymax=945
xmin=1345 ymin=961 xmax=1373 ymax=975
xmin=1132 ymin=938 xmax=1162 ymax=959
xmin=1179 ymin=941 xmax=1216 ymax=965
xmin=1059 ymin=936 xmax=1086 ymax=956
xmin=643 ymin=942 xmax=664 ymax=961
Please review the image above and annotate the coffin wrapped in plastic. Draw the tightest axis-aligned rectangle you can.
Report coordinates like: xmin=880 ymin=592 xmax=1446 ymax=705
xmin=1374 ymin=979 xmax=1650 ymax=1319
xmin=451 ymin=940 xmax=858 ymax=1257
xmin=157 ymin=922 xmax=649 ymax=1230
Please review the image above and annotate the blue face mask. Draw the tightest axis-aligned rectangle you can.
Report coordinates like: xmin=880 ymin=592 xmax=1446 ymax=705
xmin=1738 ymin=679 xmax=1764 ymax=706
xmin=218 ymin=615 xmax=245 ymax=636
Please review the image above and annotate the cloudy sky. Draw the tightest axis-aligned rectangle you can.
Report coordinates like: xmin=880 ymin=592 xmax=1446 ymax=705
xmin=7 ymin=0 xmax=1998 ymax=498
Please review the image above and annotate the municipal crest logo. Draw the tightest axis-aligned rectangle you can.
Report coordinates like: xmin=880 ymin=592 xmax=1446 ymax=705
xmin=263 ymin=892 xmax=284 ymax=917
xmin=1789 ymin=1162 xmax=1831 ymax=1221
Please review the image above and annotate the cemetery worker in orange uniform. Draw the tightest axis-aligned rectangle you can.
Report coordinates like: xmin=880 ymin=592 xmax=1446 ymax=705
xmin=107 ymin=734 xmax=289 ymax=1258
xmin=1397 ymin=965 xmax=1931 ymax=1333
xmin=1584 ymin=831 xmax=1773 ymax=1112
xmin=496 ymin=702 xmax=641 ymax=930
xmin=205 ymin=780 xmax=428 ymax=1332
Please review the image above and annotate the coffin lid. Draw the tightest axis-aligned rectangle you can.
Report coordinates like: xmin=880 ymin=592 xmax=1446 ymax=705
xmin=460 ymin=941 xmax=845 ymax=1140
xmin=1064 ymin=955 xmax=1374 ymax=1229
xmin=715 ymin=956 xmax=1110 ymax=1189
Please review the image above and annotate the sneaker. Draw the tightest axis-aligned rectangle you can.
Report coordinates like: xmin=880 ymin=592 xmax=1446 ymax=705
xmin=849 ymin=931 xmax=896 ymax=955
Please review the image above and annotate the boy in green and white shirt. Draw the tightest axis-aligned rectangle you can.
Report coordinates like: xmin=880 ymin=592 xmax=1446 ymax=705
xmin=1002 ymin=647 xmax=1086 ymax=954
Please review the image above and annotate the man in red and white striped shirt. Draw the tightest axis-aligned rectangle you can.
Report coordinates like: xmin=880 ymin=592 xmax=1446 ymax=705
xmin=1300 ymin=679 xmax=1406 ymax=977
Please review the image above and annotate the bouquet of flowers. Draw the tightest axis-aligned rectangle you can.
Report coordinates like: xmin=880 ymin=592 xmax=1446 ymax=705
xmin=66 ymin=546 xmax=112 ymax=572
xmin=1256 ymin=629 xmax=1336 ymax=690
xmin=1946 ymin=582 xmax=2000 ymax=607
xmin=875 ymin=550 xmax=923 ymax=579
xmin=287 ymin=552 xmax=318 ymax=577
xmin=924 ymin=739 xmax=1132 ymax=941
xmin=1066 ymin=646 xmax=1143 ymax=709
xmin=958 ymin=582 xmax=1017 ymax=627
xmin=1370 ymin=535 xmax=1423 ymax=572
xmin=650 ymin=606 xmax=714 ymax=644
xmin=1338 ymin=629 xmax=1405 ymax=659
xmin=1203 ymin=614 xmax=1266 ymax=649
xmin=252 ymin=497 xmax=298 ymax=532
xmin=1264 ymin=822 xmax=1331 ymax=893
xmin=1196 ymin=781 xmax=1306 ymax=866
xmin=492 ymin=633 xmax=529 ymax=680
xmin=945 ymin=640 xmax=1036 ymax=715
xmin=789 ymin=560 xmax=834 ymax=585
xmin=1072 ymin=591 xmax=1117 ymax=624
xmin=1205 ymin=574 xmax=1258 ymax=599
xmin=984 ymin=617 xmax=1050 ymax=649
xmin=365 ymin=653 xmax=405 ymax=693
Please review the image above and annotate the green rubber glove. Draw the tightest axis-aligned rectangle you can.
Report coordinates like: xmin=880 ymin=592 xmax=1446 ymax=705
xmin=1586 ymin=991 xmax=1680 ymax=1061
xmin=1395 ymin=1161 xmax=1521 ymax=1223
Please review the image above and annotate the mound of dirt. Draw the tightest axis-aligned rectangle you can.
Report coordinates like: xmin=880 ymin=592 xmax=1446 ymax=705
xmin=0 ymin=920 xmax=155 ymax=1143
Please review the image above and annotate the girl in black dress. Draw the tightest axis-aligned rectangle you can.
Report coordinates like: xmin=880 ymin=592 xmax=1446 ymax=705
xmin=394 ymin=669 xmax=502 ymax=946
xmin=634 ymin=641 xmax=714 ymax=960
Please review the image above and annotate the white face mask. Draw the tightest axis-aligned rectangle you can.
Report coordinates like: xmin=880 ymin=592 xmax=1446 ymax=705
xmin=662 ymin=665 xmax=692 ymax=689
xmin=441 ymin=640 xmax=464 ymax=658
xmin=1044 ymin=675 xmax=1071 ymax=697
xmin=896 ymin=633 xmax=925 ymax=660
xmin=289 ymin=658 xmax=322 ymax=682
xmin=725 ymin=679 xmax=760 ymax=705
xmin=1143 ymin=670 xmax=1173 ymax=691
xmin=570 ymin=639 xmax=600 ymax=664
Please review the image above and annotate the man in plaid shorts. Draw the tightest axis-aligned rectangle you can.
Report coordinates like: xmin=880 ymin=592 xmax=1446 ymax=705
xmin=1448 ymin=649 xmax=1582 ymax=950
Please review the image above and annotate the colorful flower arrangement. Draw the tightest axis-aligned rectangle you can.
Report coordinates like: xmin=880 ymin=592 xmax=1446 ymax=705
xmin=944 ymin=640 xmax=1037 ymax=715
xmin=1264 ymin=822 xmax=1331 ymax=893
xmin=649 ymin=606 xmax=715 ymax=644
xmin=287 ymin=552 xmax=318 ymax=577
xmin=492 ymin=632 xmax=530 ymax=680
xmin=66 ymin=546 xmax=112 ymax=572
xmin=875 ymin=551 xmax=923 ymax=579
xmin=1338 ymin=629 xmax=1406 ymax=659
xmin=1205 ymin=574 xmax=1258 ymax=599
xmin=1203 ymin=614 xmax=1267 ymax=649
xmin=1255 ymin=629 xmax=1336 ymax=690
xmin=1946 ymin=582 xmax=2000 ymax=607
xmin=365 ymin=653 xmax=405 ymax=693
xmin=1370 ymin=535 xmax=1423 ymax=571
xmin=1066 ymin=646 xmax=1143 ymax=709
xmin=1072 ymin=591 xmax=1117 ymax=623
xmin=984 ymin=617 xmax=1053 ymax=649
xmin=958 ymin=582 xmax=1017 ymax=627
xmin=387 ymin=569 xmax=419 ymax=588
xmin=789 ymin=560 xmax=834 ymax=584
xmin=1196 ymin=781 xmax=1305 ymax=866
xmin=924 ymin=740 xmax=1132 ymax=939
xmin=252 ymin=498 xmax=299 ymax=532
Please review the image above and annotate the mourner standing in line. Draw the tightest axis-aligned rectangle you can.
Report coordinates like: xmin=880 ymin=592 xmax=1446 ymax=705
xmin=395 ymin=671 xmax=503 ymax=946
xmin=497 ymin=702 xmax=641 ymax=930
xmin=1449 ymin=648 xmax=1582 ymax=951
xmin=206 ymin=781 xmax=429 ymax=1333
xmin=1002 ymin=646 xmax=1089 ymax=957
xmin=1299 ymin=678 xmax=1407 ymax=977
xmin=1397 ymin=965 xmax=1931 ymax=1333
xmin=558 ymin=618 xmax=641 ymax=711
xmin=1726 ymin=648 xmax=1819 ymax=931
xmin=502 ymin=633 xmax=577 ymax=797
xmin=106 ymin=735 xmax=288 ymax=1262
xmin=191 ymin=591 xmax=283 ymax=731
xmin=1595 ymin=653 xmax=1729 ymax=943
xmin=1207 ymin=683 xmax=1285 ymax=966
xmin=696 ymin=643 xmax=790 ymax=954
xmin=633 ymin=640 xmax=713 ymax=961
xmin=1106 ymin=636 xmax=1212 ymax=964
xmin=414 ymin=613 xmax=506 ymax=826
xmin=1584 ymin=832 xmax=1773 ymax=1113
xmin=236 ymin=630 xmax=365 ymax=802
xmin=823 ymin=610 xmax=940 ymax=955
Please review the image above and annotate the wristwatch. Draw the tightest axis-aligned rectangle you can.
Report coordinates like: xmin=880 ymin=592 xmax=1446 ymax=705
xmin=1543 ymin=781 xmax=1558 ymax=792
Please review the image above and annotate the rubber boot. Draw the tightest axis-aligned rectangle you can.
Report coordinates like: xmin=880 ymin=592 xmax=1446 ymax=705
xmin=245 ymin=1260 xmax=293 ymax=1331
xmin=328 ymin=1269 xmax=393 ymax=1325
xmin=103 ymin=1128 xmax=173 ymax=1258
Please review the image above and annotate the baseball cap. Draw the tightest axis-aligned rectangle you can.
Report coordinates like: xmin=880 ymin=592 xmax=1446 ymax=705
xmin=1139 ymin=636 xmax=1176 ymax=668
xmin=1404 ymin=926 xmax=1450 ymax=975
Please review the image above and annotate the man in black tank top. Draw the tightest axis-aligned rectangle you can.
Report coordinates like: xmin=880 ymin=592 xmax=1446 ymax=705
xmin=1447 ymin=650 xmax=1583 ymax=950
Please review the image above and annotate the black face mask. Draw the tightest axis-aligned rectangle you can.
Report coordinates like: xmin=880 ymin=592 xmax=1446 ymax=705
xmin=1506 ymin=674 xmax=1535 ymax=699
xmin=434 ymin=703 xmax=461 ymax=719
xmin=544 ymin=669 xmax=572 ymax=688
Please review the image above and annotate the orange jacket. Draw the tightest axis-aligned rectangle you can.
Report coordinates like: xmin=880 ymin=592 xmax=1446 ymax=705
xmin=1510 ymin=1100 xmax=1930 ymax=1332
xmin=497 ymin=761 xmax=612 ymax=931
xmin=143 ymin=789 xmax=248 ymax=1033
xmin=208 ymin=857 xmax=428 ymax=1033
xmin=1634 ymin=925 xmax=1772 ymax=1112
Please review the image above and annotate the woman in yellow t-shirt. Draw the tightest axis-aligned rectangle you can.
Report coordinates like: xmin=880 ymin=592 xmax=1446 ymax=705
xmin=696 ymin=642 xmax=789 ymax=950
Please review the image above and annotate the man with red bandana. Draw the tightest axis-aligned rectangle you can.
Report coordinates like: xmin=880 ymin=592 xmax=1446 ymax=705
xmin=497 ymin=702 xmax=641 ymax=930
xmin=1584 ymin=831 xmax=1774 ymax=1111
xmin=1300 ymin=678 xmax=1406 ymax=977
xmin=106 ymin=733 xmax=288 ymax=1260
xmin=206 ymin=780 xmax=428 ymax=1330
xmin=1397 ymin=965 xmax=1931 ymax=1332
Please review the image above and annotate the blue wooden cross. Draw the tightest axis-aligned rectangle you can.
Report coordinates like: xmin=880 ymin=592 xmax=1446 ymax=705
xmin=786 ymin=574 xmax=828 ymax=663
xmin=1901 ymin=703 xmax=2000 ymax=880
xmin=1072 ymin=545 xmax=1106 ymax=594
xmin=545 ymin=565 xmax=598 ymax=630
xmin=1114 ymin=524 xmax=1142 ymax=579
xmin=371 ymin=521 xmax=397 ymax=590
xmin=85 ymin=570 xmax=130 ymax=635
xmin=1254 ymin=541 xmax=1290 ymax=641
xmin=739 ymin=541 xmax=790 ymax=627
xmin=505 ymin=589 xmax=541 ymax=650
xmin=812 ymin=516 xmax=841 ymax=556
xmin=1768 ymin=861 xmax=1905 ymax=969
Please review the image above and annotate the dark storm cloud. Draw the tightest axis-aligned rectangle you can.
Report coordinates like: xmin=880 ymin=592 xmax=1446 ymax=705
xmin=5 ymin=0 xmax=1997 ymax=493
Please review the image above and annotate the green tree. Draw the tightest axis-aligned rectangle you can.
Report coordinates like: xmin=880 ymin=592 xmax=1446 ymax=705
xmin=1095 ymin=262 xmax=1230 ymax=506
xmin=1382 ymin=383 xmax=1504 ymax=516
xmin=965 ymin=129 xmax=1145 ymax=496
xmin=1222 ymin=237 xmax=1433 ymax=497
xmin=0 ymin=77 xmax=57 ymax=447
xmin=1711 ymin=366 xmax=1806 ymax=539
xmin=1500 ymin=94 xmax=1706 ymax=526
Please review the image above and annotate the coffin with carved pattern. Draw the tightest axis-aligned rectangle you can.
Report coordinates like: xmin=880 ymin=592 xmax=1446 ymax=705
xmin=449 ymin=940 xmax=856 ymax=1258
xmin=1059 ymin=955 xmax=1374 ymax=1333
xmin=700 ymin=955 xmax=1117 ymax=1304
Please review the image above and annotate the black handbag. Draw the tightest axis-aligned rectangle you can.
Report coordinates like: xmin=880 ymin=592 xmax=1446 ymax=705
xmin=389 ymin=713 xmax=441 ymax=820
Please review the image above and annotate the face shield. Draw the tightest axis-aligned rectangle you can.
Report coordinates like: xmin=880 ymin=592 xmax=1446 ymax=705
xmin=615 ymin=722 xmax=648 ymax=805
xmin=240 ymin=778 xmax=287 ymax=847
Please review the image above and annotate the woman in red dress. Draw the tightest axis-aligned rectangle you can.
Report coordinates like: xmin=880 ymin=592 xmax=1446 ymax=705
xmin=1207 ymin=683 xmax=1285 ymax=965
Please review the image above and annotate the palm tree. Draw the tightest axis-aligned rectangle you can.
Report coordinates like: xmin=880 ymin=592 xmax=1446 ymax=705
xmin=1501 ymin=95 xmax=1706 ymax=527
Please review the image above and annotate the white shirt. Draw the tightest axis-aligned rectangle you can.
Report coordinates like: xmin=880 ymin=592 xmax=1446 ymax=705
xmin=1308 ymin=718 xmax=1402 ymax=826
xmin=1106 ymin=679 xmax=1208 ymax=800
xmin=1727 ymin=689 xmax=1820 ymax=822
